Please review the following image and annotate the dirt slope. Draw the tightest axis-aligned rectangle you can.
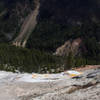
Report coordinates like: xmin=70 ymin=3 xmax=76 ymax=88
xmin=13 ymin=0 xmax=40 ymax=47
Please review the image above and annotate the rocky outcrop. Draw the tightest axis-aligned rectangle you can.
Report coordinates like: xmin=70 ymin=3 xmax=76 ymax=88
xmin=0 ymin=0 xmax=35 ymax=42
xmin=12 ymin=0 xmax=40 ymax=47
xmin=20 ymin=68 xmax=100 ymax=100
xmin=55 ymin=38 xmax=82 ymax=56
xmin=0 ymin=66 xmax=100 ymax=100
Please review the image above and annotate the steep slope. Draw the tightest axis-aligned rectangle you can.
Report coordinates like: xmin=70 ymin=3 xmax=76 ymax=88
xmin=0 ymin=0 xmax=100 ymax=45
xmin=0 ymin=0 xmax=100 ymax=42
xmin=0 ymin=0 xmax=35 ymax=42
xmin=26 ymin=0 xmax=100 ymax=62
xmin=27 ymin=0 xmax=100 ymax=51
xmin=13 ymin=0 xmax=40 ymax=47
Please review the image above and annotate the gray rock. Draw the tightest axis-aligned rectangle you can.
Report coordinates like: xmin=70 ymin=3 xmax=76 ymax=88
xmin=0 ymin=68 xmax=100 ymax=100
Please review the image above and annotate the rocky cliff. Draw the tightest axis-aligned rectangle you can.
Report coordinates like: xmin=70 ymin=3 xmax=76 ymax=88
xmin=12 ymin=0 xmax=40 ymax=47
xmin=0 ymin=0 xmax=100 ymax=45
xmin=0 ymin=0 xmax=35 ymax=42
xmin=0 ymin=0 xmax=100 ymax=69
xmin=55 ymin=38 xmax=82 ymax=56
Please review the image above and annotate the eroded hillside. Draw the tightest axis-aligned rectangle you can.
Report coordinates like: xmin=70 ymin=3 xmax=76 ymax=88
xmin=0 ymin=0 xmax=35 ymax=42
xmin=0 ymin=0 xmax=100 ymax=72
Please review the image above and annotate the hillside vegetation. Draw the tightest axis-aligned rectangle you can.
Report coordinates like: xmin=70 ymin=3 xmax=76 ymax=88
xmin=0 ymin=43 xmax=65 ymax=73
xmin=0 ymin=0 xmax=100 ymax=72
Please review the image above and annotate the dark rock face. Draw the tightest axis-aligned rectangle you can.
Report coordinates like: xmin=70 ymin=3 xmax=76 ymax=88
xmin=0 ymin=0 xmax=35 ymax=42
xmin=0 ymin=0 xmax=100 ymax=42
xmin=0 ymin=0 xmax=100 ymax=53
xmin=39 ymin=0 xmax=100 ymax=23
